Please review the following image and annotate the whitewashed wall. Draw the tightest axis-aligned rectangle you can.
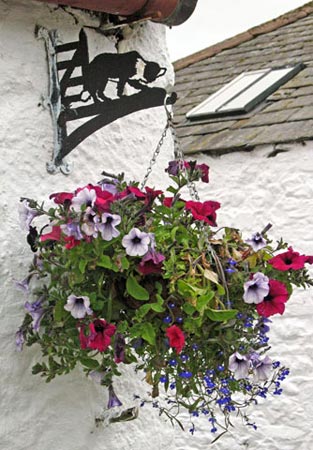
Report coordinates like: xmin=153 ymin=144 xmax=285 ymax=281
xmin=189 ymin=143 xmax=313 ymax=450
xmin=1 ymin=1 xmax=313 ymax=449
xmin=0 ymin=1 xmax=179 ymax=449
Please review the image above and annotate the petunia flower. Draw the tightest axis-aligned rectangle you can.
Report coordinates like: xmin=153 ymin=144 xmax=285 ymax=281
xmin=243 ymin=272 xmax=269 ymax=304
xmin=249 ymin=353 xmax=272 ymax=381
xmin=256 ymin=279 xmax=289 ymax=317
xmin=64 ymin=294 xmax=93 ymax=319
xmin=98 ymin=213 xmax=121 ymax=241
xmin=122 ymin=228 xmax=150 ymax=256
xmin=138 ymin=250 xmax=165 ymax=275
xmin=79 ymin=319 xmax=116 ymax=352
xmin=107 ymin=385 xmax=123 ymax=409
xmin=185 ymin=200 xmax=220 ymax=226
xmin=49 ymin=191 xmax=74 ymax=205
xmin=18 ymin=200 xmax=40 ymax=231
xmin=114 ymin=333 xmax=126 ymax=363
xmin=40 ymin=225 xmax=61 ymax=242
xmin=166 ymin=325 xmax=185 ymax=354
xmin=246 ymin=232 xmax=267 ymax=252
xmin=61 ymin=222 xmax=83 ymax=240
xmin=64 ymin=236 xmax=81 ymax=250
xmin=71 ymin=187 xmax=96 ymax=212
xmin=15 ymin=328 xmax=25 ymax=352
xmin=268 ymin=246 xmax=310 ymax=271
xmin=165 ymin=160 xmax=183 ymax=176
xmin=14 ymin=275 xmax=31 ymax=294
xmin=228 ymin=352 xmax=250 ymax=379
xmin=24 ymin=297 xmax=45 ymax=331
xmin=80 ymin=207 xmax=100 ymax=237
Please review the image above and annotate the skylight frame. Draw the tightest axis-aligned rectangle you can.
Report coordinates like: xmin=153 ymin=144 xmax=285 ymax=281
xmin=186 ymin=63 xmax=305 ymax=120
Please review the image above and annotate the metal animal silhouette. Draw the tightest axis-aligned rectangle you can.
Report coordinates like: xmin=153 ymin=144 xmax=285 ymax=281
xmin=37 ymin=28 xmax=176 ymax=174
xmin=82 ymin=51 xmax=167 ymax=102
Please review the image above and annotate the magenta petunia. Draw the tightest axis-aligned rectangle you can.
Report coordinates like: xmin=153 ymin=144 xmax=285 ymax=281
xmin=40 ymin=225 xmax=61 ymax=242
xmin=256 ymin=279 xmax=289 ymax=318
xmin=185 ymin=200 xmax=220 ymax=226
xmin=138 ymin=250 xmax=165 ymax=275
xmin=268 ymin=247 xmax=308 ymax=271
xmin=79 ymin=319 xmax=116 ymax=352
xmin=166 ymin=325 xmax=185 ymax=354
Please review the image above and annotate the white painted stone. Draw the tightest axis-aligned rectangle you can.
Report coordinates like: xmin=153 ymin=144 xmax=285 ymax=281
xmin=2 ymin=1 xmax=313 ymax=449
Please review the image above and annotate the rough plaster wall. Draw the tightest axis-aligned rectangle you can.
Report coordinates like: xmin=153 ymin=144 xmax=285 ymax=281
xmin=1 ymin=1 xmax=313 ymax=449
xmin=0 ymin=1 xmax=180 ymax=449
xmin=188 ymin=143 xmax=313 ymax=450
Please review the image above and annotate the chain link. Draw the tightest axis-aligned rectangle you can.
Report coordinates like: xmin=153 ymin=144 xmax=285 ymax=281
xmin=140 ymin=121 xmax=170 ymax=189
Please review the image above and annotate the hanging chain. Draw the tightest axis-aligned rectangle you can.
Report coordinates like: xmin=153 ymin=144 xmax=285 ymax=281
xmin=140 ymin=97 xmax=230 ymax=305
xmin=140 ymin=120 xmax=170 ymax=190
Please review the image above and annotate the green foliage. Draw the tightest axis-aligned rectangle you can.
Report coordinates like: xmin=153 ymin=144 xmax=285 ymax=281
xmin=17 ymin=162 xmax=313 ymax=440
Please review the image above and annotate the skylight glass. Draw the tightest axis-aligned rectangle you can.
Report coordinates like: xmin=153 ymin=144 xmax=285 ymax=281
xmin=186 ymin=64 xmax=304 ymax=120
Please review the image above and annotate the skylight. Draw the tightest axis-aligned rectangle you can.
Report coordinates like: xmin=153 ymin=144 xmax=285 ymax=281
xmin=186 ymin=64 xmax=304 ymax=120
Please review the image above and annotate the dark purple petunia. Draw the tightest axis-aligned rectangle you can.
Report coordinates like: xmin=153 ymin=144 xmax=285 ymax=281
xmin=114 ymin=333 xmax=126 ymax=363
xmin=108 ymin=385 xmax=123 ymax=409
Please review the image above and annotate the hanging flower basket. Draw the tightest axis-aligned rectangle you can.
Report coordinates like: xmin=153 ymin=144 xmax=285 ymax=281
xmin=16 ymin=160 xmax=313 ymax=440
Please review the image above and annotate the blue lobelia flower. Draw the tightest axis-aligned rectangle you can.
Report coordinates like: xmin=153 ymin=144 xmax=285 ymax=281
xmin=24 ymin=297 xmax=45 ymax=331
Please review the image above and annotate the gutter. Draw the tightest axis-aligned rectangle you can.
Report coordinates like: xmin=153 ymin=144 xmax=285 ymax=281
xmin=37 ymin=0 xmax=198 ymax=26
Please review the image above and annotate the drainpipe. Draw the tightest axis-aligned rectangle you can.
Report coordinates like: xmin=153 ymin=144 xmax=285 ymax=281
xmin=37 ymin=0 xmax=198 ymax=26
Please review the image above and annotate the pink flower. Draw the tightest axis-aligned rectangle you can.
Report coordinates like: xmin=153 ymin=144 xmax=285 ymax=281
xmin=166 ymin=325 xmax=185 ymax=354
xmin=185 ymin=200 xmax=220 ymax=226
xmin=79 ymin=319 xmax=116 ymax=352
xmin=49 ymin=191 xmax=74 ymax=205
xmin=40 ymin=225 xmax=61 ymax=242
xmin=268 ymin=247 xmax=310 ymax=271
xmin=64 ymin=236 xmax=81 ymax=250
xmin=256 ymin=279 xmax=289 ymax=317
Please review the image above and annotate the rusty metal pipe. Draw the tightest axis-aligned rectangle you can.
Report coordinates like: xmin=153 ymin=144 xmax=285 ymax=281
xmin=37 ymin=0 xmax=198 ymax=26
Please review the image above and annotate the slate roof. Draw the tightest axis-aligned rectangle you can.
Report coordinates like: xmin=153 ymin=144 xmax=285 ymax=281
xmin=173 ymin=2 xmax=313 ymax=154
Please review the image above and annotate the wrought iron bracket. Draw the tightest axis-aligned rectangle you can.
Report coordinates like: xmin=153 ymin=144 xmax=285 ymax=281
xmin=37 ymin=26 xmax=176 ymax=175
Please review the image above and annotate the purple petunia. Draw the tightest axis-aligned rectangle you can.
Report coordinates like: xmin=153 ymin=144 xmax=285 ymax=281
xmin=108 ymin=385 xmax=123 ymax=409
xmin=122 ymin=228 xmax=150 ymax=256
xmin=15 ymin=328 xmax=25 ymax=352
xmin=64 ymin=294 xmax=93 ymax=319
xmin=81 ymin=207 xmax=100 ymax=237
xmin=71 ymin=188 xmax=96 ymax=212
xmin=246 ymin=232 xmax=267 ymax=252
xmin=18 ymin=200 xmax=40 ymax=231
xmin=250 ymin=353 xmax=273 ymax=381
xmin=243 ymin=272 xmax=269 ymax=304
xmin=228 ymin=352 xmax=250 ymax=379
xmin=98 ymin=213 xmax=121 ymax=241
xmin=24 ymin=297 xmax=45 ymax=331
xmin=61 ymin=222 xmax=83 ymax=240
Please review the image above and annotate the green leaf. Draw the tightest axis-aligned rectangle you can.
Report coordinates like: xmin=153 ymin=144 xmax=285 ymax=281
xmin=97 ymin=255 xmax=112 ymax=269
xmin=54 ymin=300 xmax=66 ymax=322
xmin=195 ymin=292 xmax=215 ymax=312
xmin=79 ymin=259 xmax=88 ymax=274
xmin=141 ymin=323 xmax=156 ymax=345
xmin=150 ymin=303 xmax=164 ymax=313
xmin=206 ymin=308 xmax=238 ymax=322
xmin=79 ymin=357 xmax=100 ymax=370
xmin=126 ymin=275 xmax=149 ymax=301
xmin=121 ymin=256 xmax=130 ymax=270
